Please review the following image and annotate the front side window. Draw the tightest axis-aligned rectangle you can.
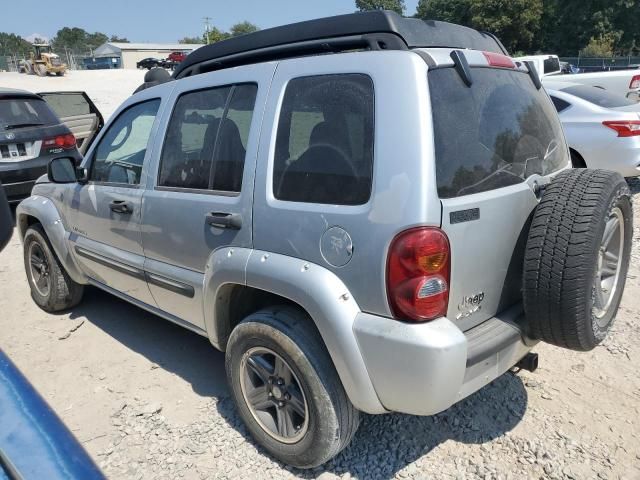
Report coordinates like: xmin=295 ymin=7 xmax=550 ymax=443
xmin=158 ymin=84 xmax=257 ymax=192
xmin=273 ymin=74 xmax=374 ymax=205
xmin=429 ymin=68 xmax=568 ymax=198
xmin=91 ymin=99 xmax=160 ymax=185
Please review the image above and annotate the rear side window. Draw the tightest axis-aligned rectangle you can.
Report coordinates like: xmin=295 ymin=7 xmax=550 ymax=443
xmin=562 ymin=85 xmax=636 ymax=108
xmin=159 ymin=84 xmax=257 ymax=192
xmin=39 ymin=92 xmax=91 ymax=118
xmin=550 ymin=95 xmax=571 ymax=113
xmin=0 ymin=98 xmax=59 ymax=130
xmin=429 ymin=68 xmax=567 ymax=198
xmin=544 ymin=57 xmax=560 ymax=74
xmin=273 ymin=74 xmax=374 ymax=205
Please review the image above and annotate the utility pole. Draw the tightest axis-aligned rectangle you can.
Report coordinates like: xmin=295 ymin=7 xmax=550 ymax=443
xmin=203 ymin=16 xmax=212 ymax=44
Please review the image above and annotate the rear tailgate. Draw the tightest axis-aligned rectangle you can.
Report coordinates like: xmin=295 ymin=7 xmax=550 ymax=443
xmin=428 ymin=61 xmax=569 ymax=331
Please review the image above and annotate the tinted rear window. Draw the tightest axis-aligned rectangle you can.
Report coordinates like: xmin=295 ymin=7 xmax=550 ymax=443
xmin=429 ymin=68 xmax=567 ymax=198
xmin=273 ymin=74 xmax=374 ymax=205
xmin=562 ymin=85 xmax=636 ymax=108
xmin=0 ymin=98 xmax=59 ymax=130
xmin=544 ymin=57 xmax=560 ymax=74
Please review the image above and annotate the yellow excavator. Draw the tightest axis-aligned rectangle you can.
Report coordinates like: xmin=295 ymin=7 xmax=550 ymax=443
xmin=20 ymin=44 xmax=67 ymax=76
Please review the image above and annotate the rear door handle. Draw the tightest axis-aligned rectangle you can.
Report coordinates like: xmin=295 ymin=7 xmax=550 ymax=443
xmin=206 ymin=212 xmax=242 ymax=230
xmin=109 ymin=200 xmax=132 ymax=214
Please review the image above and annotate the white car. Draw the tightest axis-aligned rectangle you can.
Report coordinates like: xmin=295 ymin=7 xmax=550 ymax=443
xmin=545 ymin=81 xmax=640 ymax=177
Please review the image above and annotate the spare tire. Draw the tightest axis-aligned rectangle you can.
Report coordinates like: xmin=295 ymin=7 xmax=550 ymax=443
xmin=523 ymin=169 xmax=633 ymax=351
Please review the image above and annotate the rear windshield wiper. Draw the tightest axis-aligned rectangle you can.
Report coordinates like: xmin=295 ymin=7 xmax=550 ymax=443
xmin=2 ymin=122 xmax=45 ymax=130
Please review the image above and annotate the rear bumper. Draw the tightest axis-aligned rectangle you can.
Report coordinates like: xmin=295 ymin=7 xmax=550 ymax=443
xmin=0 ymin=157 xmax=49 ymax=202
xmin=353 ymin=304 xmax=534 ymax=416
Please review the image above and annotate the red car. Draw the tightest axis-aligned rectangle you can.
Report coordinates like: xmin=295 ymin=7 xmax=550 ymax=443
xmin=167 ymin=51 xmax=187 ymax=63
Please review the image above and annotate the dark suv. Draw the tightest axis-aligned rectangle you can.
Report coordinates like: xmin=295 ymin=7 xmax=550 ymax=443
xmin=0 ymin=89 xmax=103 ymax=202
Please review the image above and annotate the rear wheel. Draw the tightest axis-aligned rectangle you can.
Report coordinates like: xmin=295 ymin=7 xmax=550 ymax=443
xmin=35 ymin=64 xmax=47 ymax=77
xmin=23 ymin=224 xmax=84 ymax=312
xmin=523 ymin=169 xmax=632 ymax=350
xmin=225 ymin=306 xmax=360 ymax=468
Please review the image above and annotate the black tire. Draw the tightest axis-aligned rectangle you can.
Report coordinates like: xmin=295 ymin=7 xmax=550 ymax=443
xmin=225 ymin=306 xmax=360 ymax=468
xmin=523 ymin=169 xmax=633 ymax=351
xmin=23 ymin=224 xmax=84 ymax=312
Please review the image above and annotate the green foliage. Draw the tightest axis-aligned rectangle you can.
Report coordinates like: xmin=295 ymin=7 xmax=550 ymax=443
xmin=109 ymin=35 xmax=130 ymax=43
xmin=413 ymin=0 xmax=640 ymax=56
xmin=204 ymin=21 xmax=261 ymax=44
xmin=0 ymin=32 xmax=33 ymax=55
xmin=469 ymin=0 xmax=543 ymax=53
xmin=356 ymin=0 xmax=405 ymax=15
xmin=416 ymin=0 xmax=471 ymax=25
xmin=580 ymin=35 xmax=616 ymax=58
xmin=230 ymin=21 xmax=259 ymax=37
xmin=51 ymin=27 xmax=109 ymax=54
xmin=179 ymin=36 xmax=204 ymax=44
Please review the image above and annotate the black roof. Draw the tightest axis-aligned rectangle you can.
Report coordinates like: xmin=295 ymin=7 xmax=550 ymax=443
xmin=0 ymin=88 xmax=41 ymax=101
xmin=174 ymin=10 xmax=507 ymax=79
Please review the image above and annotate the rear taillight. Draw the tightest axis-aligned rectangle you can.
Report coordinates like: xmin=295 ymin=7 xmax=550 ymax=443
xmin=386 ymin=227 xmax=451 ymax=322
xmin=483 ymin=51 xmax=515 ymax=69
xmin=43 ymin=134 xmax=76 ymax=149
xmin=629 ymin=75 xmax=640 ymax=90
xmin=603 ymin=120 xmax=640 ymax=137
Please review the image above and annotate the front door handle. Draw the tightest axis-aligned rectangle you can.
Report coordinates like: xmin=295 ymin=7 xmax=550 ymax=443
xmin=109 ymin=200 xmax=132 ymax=214
xmin=206 ymin=212 xmax=242 ymax=230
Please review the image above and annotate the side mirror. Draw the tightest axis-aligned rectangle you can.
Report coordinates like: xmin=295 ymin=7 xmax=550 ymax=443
xmin=47 ymin=157 xmax=78 ymax=183
xmin=0 ymin=183 xmax=12 ymax=253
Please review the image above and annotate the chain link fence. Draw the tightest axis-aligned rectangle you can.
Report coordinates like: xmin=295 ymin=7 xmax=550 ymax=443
xmin=561 ymin=56 xmax=640 ymax=72
xmin=1 ymin=51 xmax=93 ymax=72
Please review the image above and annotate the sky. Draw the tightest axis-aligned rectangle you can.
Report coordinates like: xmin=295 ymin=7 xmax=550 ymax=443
xmin=2 ymin=0 xmax=421 ymax=44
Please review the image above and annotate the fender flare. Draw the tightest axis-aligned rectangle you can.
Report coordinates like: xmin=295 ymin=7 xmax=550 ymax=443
xmin=16 ymin=196 xmax=87 ymax=284
xmin=203 ymin=247 xmax=386 ymax=414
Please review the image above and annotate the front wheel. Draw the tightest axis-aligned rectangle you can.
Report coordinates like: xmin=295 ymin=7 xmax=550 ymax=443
xmin=23 ymin=224 xmax=84 ymax=312
xmin=225 ymin=307 xmax=360 ymax=468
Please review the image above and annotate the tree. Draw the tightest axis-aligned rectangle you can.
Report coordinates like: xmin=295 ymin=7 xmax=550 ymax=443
xmin=230 ymin=21 xmax=259 ymax=37
xmin=109 ymin=35 xmax=129 ymax=43
xmin=52 ymin=27 xmax=109 ymax=54
xmin=468 ymin=0 xmax=543 ymax=53
xmin=0 ymin=32 xmax=33 ymax=56
xmin=416 ymin=0 xmax=471 ymax=25
xmin=355 ymin=0 xmax=405 ymax=15
xmin=580 ymin=34 xmax=616 ymax=57
xmin=204 ymin=27 xmax=231 ymax=44
xmin=179 ymin=36 xmax=203 ymax=44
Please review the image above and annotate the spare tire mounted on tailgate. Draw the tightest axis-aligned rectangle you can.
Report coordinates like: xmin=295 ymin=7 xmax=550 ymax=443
xmin=524 ymin=169 xmax=633 ymax=351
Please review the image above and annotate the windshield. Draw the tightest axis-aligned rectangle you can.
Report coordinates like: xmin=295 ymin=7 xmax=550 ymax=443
xmin=429 ymin=67 xmax=568 ymax=198
xmin=0 ymin=98 xmax=59 ymax=131
xmin=561 ymin=85 xmax=636 ymax=109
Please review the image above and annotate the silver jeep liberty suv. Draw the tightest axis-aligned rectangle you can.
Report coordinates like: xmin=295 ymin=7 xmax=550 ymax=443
xmin=17 ymin=11 xmax=633 ymax=468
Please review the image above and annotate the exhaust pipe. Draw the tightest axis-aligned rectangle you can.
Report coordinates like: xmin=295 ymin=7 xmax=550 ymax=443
xmin=516 ymin=352 xmax=538 ymax=372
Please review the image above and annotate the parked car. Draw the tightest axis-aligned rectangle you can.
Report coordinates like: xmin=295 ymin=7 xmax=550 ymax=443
xmin=0 ymin=88 xmax=103 ymax=203
xmin=544 ymin=81 xmax=640 ymax=177
xmin=553 ymin=67 xmax=640 ymax=100
xmin=16 ymin=11 xmax=633 ymax=469
xmin=167 ymin=51 xmax=187 ymax=63
xmin=136 ymin=57 xmax=161 ymax=69
xmin=515 ymin=54 xmax=562 ymax=77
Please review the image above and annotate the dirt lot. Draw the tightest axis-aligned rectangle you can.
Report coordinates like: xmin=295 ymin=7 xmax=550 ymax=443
xmin=0 ymin=71 xmax=639 ymax=480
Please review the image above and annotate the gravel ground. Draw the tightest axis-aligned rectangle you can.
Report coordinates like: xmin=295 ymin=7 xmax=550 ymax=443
xmin=0 ymin=72 xmax=639 ymax=479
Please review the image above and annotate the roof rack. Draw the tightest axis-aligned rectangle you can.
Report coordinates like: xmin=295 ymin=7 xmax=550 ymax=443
xmin=174 ymin=10 xmax=507 ymax=79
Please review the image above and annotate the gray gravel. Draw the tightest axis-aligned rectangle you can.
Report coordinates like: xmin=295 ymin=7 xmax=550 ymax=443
xmin=1 ymin=180 xmax=639 ymax=480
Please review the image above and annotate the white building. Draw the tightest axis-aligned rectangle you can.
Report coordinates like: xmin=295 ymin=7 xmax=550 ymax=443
xmin=93 ymin=42 xmax=204 ymax=69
